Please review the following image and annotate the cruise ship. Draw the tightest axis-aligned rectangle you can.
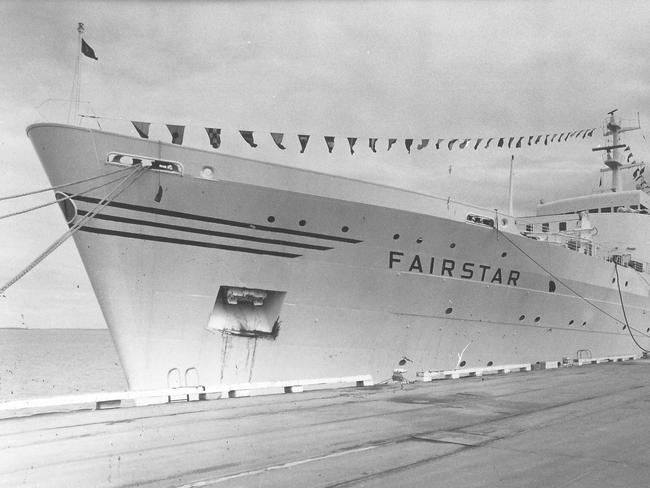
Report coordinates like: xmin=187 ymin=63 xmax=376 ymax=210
xmin=26 ymin=111 xmax=650 ymax=392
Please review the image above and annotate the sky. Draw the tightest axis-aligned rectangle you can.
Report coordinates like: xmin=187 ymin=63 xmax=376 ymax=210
xmin=1 ymin=0 xmax=650 ymax=329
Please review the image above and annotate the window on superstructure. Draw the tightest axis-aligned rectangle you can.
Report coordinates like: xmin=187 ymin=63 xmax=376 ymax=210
xmin=525 ymin=224 xmax=533 ymax=232
xmin=631 ymin=205 xmax=639 ymax=210
xmin=589 ymin=208 xmax=598 ymax=213
xmin=542 ymin=223 xmax=549 ymax=232
xmin=559 ymin=222 xmax=567 ymax=231
xmin=601 ymin=207 xmax=611 ymax=213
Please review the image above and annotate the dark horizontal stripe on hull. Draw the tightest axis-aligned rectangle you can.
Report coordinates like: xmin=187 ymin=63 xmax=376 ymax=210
xmin=79 ymin=226 xmax=303 ymax=258
xmin=77 ymin=210 xmax=333 ymax=251
xmin=72 ymin=195 xmax=362 ymax=244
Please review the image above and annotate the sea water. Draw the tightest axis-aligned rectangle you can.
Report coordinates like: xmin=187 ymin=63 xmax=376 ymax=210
xmin=0 ymin=329 xmax=126 ymax=401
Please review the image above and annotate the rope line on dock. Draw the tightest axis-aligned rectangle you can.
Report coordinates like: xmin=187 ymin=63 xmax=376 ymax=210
xmin=0 ymin=170 xmax=142 ymax=221
xmin=497 ymin=227 xmax=650 ymax=344
xmin=614 ymin=263 xmax=650 ymax=353
xmin=0 ymin=165 xmax=147 ymax=296
xmin=0 ymin=166 xmax=133 ymax=202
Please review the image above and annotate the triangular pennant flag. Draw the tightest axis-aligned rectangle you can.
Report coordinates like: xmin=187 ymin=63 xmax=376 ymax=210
xmin=586 ymin=128 xmax=595 ymax=137
xmin=633 ymin=168 xmax=639 ymax=179
xmin=81 ymin=38 xmax=98 ymax=60
xmin=558 ymin=132 xmax=565 ymax=142
xmin=484 ymin=138 xmax=493 ymax=149
xmin=369 ymin=138 xmax=377 ymax=153
xmin=459 ymin=138 xmax=470 ymax=149
xmin=528 ymin=135 xmax=533 ymax=146
xmin=448 ymin=139 xmax=458 ymax=150
xmin=544 ymin=135 xmax=549 ymax=146
xmin=628 ymin=153 xmax=633 ymax=162
xmin=551 ymin=134 xmax=558 ymax=143
xmin=405 ymin=139 xmax=413 ymax=153
xmin=564 ymin=132 xmax=571 ymax=141
xmin=271 ymin=132 xmax=286 ymax=150
xmin=417 ymin=139 xmax=429 ymax=150
xmin=497 ymin=137 xmax=504 ymax=148
xmin=298 ymin=134 xmax=310 ymax=153
xmin=575 ymin=129 xmax=585 ymax=138
xmin=515 ymin=137 xmax=523 ymax=148
xmin=625 ymin=145 xmax=631 ymax=152
xmin=435 ymin=138 xmax=445 ymax=150
xmin=205 ymin=127 xmax=222 ymax=149
xmin=240 ymin=130 xmax=258 ymax=148
xmin=581 ymin=130 xmax=588 ymax=139
xmin=387 ymin=138 xmax=397 ymax=151
xmin=132 ymin=121 xmax=150 ymax=139
xmin=167 ymin=124 xmax=185 ymax=145
xmin=507 ymin=137 xmax=514 ymax=149
xmin=348 ymin=137 xmax=357 ymax=155
xmin=534 ymin=135 xmax=542 ymax=144
xmin=325 ymin=136 xmax=335 ymax=153
xmin=474 ymin=138 xmax=483 ymax=150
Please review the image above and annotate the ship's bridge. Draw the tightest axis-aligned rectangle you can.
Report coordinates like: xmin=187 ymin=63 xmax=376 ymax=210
xmin=516 ymin=190 xmax=650 ymax=272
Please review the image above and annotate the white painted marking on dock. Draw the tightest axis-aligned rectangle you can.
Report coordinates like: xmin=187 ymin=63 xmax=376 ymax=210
xmin=175 ymin=445 xmax=378 ymax=487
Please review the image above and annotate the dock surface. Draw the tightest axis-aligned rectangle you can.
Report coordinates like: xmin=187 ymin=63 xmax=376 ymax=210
xmin=2 ymin=360 xmax=650 ymax=487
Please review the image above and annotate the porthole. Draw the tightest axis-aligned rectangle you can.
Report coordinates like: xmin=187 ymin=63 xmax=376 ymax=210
xmin=299 ymin=219 xmax=306 ymax=227
xmin=646 ymin=328 xmax=649 ymax=333
xmin=501 ymin=252 xmax=507 ymax=258
xmin=518 ymin=315 xmax=525 ymax=321
xmin=459 ymin=360 xmax=466 ymax=367
xmin=625 ymin=281 xmax=629 ymax=287
xmin=267 ymin=216 xmax=275 ymax=223
xmin=569 ymin=320 xmax=574 ymax=325
xmin=612 ymin=277 xmax=616 ymax=284
xmin=534 ymin=316 xmax=541 ymax=323
xmin=501 ymin=218 xmax=508 ymax=227
xmin=487 ymin=361 xmax=493 ymax=366
xmin=416 ymin=237 xmax=423 ymax=244
xmin=341 ymin=226 xmax=349 ymax=233
xmin=623 ymin=325 xmax=627 ymax=330
xmin=393 ymin=233 xmax=400 ymax=240
xmin=582 ymin=321 xmax=587 ymax=327
xmin=200 ymin=166 xmax=214 ymax=178
xmin=445 ymin=307 xmax=453 ymax=315
xmin=450 ymin=242 xmax=456 ymax=248
xmin=549 ymin=281 xmax=556 ymax=292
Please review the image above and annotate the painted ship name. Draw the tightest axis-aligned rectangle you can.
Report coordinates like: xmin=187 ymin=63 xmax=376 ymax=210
xmin=389 ymin=250 xmax=520 ymax=286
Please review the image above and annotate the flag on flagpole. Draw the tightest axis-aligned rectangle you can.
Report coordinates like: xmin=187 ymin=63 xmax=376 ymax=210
xmin=507 ymin=137 xmax=514 ymax=149
xmin=271 ymin=132 xmax=286 ymax=150
xmin=447 ymin=139 xmax=458 ymax=150
xmin=417 ymin=139 xmax=429 ymax=150
xmin=205 ymin=128 xmax=221 ymax=149
xmin=515 ymin=137 xmax=523 ymax=148
xmin=484 ymin=138 xmax=493 ymax=149
xmin=369 ymin=138 xmax=377 ymax=153
xmin=132 ymin=121 xmax=150 ymax=139
xmin=474 ymin=138 xmax=483 ymax=150
xmin=405 ymin=139 xmax=413 ymax=153
xmin=387 ymin=138 xmax=397 ymax=151
xmin=81 ymin=38 xmax=98 ymax=60
xmin=435 ymin=138 xmax=444 ymax=150
xmin=459 ymin=138 xmax=470 ymax=149
xmin=497 ymin=138 xmax=504 ymax=148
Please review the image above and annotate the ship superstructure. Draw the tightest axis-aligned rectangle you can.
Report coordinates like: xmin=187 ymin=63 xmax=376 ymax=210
xmin=25 ymin=111 xmax=650 ymax=391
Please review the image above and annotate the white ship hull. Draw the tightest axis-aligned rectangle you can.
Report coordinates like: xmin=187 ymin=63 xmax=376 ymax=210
xmin=28 ymin=123 xmax=650 ymax=390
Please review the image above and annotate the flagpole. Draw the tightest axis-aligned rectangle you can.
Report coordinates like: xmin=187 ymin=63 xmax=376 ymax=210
xmin=508 ymin=154 xmax=515 ymax=216
xmin=67 ymin=23 xmax=84 ymax=124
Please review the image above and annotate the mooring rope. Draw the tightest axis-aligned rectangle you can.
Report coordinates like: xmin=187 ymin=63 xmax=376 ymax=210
xmin=614 ymin=263 xmax=650 ymax=353
xmin=0 ymin=165 xmax=147 ymax=295
xmin=0 ymin=170 xmax=140 ymax=221
xmin=497 ymin=227 xmax=650 ymax=346
xmin=0 ymin=166 xmax=133 ymax=202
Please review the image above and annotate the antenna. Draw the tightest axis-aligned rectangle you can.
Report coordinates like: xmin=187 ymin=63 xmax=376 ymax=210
xmin=67 ymin=23 xmax=85 ymax=125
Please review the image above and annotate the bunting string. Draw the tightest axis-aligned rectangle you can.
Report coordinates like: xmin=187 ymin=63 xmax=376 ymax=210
xmin=94 ymin=114 xmax=601 ymax=156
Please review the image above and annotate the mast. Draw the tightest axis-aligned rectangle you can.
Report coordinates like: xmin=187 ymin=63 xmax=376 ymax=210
xmin=592 ymin=110 xmax=640 ymax=192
